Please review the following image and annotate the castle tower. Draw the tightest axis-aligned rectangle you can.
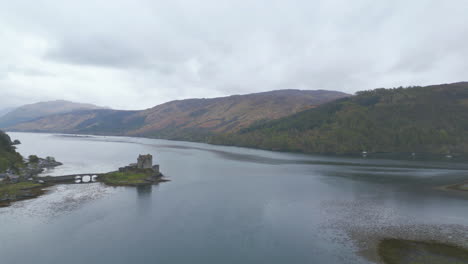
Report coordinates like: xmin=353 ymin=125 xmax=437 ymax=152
xmin=137 ymin=154 xmax=153 ymax=169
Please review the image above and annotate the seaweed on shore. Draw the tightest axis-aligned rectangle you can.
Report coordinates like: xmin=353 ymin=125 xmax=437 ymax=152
xmin=378 ymin=238 xmax=468 ymax=264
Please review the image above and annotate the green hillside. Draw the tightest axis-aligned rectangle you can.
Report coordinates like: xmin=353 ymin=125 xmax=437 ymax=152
xmin=0 ymin=131 xmax=23 ymax=173
xmin=208 ymin=82 xmax=468 ymax=156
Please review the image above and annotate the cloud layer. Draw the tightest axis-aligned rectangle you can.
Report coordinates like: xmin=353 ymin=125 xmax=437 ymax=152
xmin=1 ymin=0 xmax=467 ymax=109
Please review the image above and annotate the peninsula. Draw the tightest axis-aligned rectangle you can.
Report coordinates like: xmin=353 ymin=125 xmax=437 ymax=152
xmin=0 ymin=134 xmax=167 ymax=207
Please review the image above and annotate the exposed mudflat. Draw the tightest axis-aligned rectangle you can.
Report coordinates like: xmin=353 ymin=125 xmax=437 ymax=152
xmin=321 ymin=200 xmax=468 ymax=263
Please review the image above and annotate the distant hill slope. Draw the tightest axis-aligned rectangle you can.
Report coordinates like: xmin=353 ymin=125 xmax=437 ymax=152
xmin=130 ymin=89 xmax=349 ymax=136
xmin=0 ymin=100 xmax=108 ymax=128
xmin=7 ymin=90 xmax=349 ymax=137
xmin=209 ymin=82 xmax=468 ymax=155
xmin=0 ymin=107 xmax=15 ymax=118
xmin=10 ymin=109 xmax=144 ymax=135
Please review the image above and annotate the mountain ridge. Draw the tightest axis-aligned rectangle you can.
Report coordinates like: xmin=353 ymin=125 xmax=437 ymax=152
xmin=0 ymin=100 xmax=108 ymax=128
xmin=6 ymin=89 xmax=349 ymax=137
xmin=6 ymin=83 xmax=468 ymax=156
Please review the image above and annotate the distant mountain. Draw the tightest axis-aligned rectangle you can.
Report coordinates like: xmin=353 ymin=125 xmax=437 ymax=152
xmin=0 ymin=107 xmax=15 ymax=118
xmin=7 ymin=90 xmax=349 ymax=138
xmin=209 ymin=82 xmax=468 ymax=155
xmin=0 ymin=100 xmax=108 ymax=128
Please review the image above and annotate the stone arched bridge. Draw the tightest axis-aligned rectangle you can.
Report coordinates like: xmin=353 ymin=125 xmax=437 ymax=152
xmin=40 ymin=173 xmax=105 ymax=184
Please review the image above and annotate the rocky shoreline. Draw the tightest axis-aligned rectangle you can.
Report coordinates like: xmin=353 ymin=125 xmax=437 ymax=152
xmin=0 ymin=156 xmax=61 ymax=207
xmin=0 ymin=156 xmax=62 ymax=183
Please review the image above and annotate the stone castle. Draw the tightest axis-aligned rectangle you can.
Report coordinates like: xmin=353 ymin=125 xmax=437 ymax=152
xmin=137 ymin=154 xmax=153 ymax=169
xmin=119 ymin=154 xmax=160 ymax=174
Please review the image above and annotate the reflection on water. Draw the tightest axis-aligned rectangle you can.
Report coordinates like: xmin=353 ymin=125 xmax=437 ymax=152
xmin=137 ymin=184 xmax=153 ymax=196
xmin=0 ymin=132 xmax=466 ymax=264
xmin=137 ymin=185 xmax=153 ymax=213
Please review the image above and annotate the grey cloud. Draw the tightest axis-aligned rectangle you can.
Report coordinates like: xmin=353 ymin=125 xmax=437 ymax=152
xmin=46 ymin=36 xmax=148 ymax=68
xmin=0 ymin=0 xmax=467 ymax=109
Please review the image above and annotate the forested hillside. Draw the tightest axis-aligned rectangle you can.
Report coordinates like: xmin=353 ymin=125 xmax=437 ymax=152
xmin=208 ymin=82 xmax=468 ymax=155
xmin=0 ymin=131 xmax=23 ymax=173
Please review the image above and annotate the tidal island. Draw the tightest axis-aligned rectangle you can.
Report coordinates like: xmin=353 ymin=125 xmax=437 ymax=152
xmin=100 ymin=154 xmax=168 ymax=186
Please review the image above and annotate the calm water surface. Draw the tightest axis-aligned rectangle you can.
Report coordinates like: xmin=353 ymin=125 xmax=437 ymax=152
xmin=1 ymin=132 xmax=467 ymax=264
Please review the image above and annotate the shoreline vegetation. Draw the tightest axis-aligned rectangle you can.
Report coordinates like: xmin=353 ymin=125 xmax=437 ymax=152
xmin=0 ymin=130 xmax=63 ymax=207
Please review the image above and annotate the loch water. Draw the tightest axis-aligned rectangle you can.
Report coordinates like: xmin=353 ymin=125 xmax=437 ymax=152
xmin=1 ymin=132 xmax=467 ymax=264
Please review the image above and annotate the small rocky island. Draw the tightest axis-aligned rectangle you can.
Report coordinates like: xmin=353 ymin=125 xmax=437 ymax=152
xmin=100 ymin=154 xmax=168 ymax=186
xmin=0 ymin=154 xmax=167 ymax=207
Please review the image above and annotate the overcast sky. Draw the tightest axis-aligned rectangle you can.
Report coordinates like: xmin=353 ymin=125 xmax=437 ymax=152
xmin=0 ymin=0 xmax=467 ymax=110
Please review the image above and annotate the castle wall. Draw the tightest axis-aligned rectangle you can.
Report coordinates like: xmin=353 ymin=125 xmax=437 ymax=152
xmin=137 ymin=154 xmax=153 ymax=169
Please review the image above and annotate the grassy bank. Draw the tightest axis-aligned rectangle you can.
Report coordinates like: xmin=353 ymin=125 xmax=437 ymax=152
xmin=0 ymin=182 xmax=48 ymax=207
xmin=99 ymin=170 xmax=164 ymax=186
